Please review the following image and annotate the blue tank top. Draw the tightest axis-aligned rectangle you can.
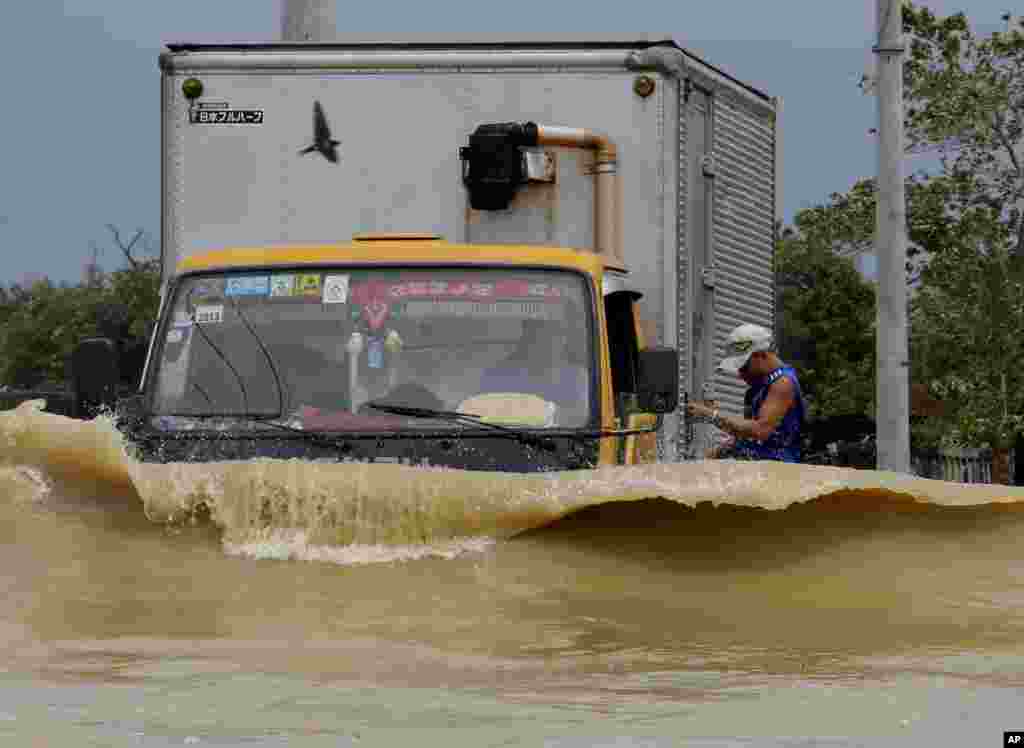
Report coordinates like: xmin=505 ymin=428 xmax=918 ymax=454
xmin=733 ymin=366 xmax=805 ymax=463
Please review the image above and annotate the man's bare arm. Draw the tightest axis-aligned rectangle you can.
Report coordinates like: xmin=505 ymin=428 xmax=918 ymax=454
xmin=716 ymin=376 xmax=795 ymax=442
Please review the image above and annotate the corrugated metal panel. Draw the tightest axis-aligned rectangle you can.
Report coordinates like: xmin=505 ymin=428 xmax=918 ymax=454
xmin=717 ymin=379 xmax=747 ymax=402
xmin=716 ymin=119 xmax=775 ymax=153
xmin=656 ymin=72 xmax=678 ymax=463
xmin=717 ymin=211 xmax=772 ymax=243
xmin=716 ymin=290 xmax=773 ymax=318
xmin=675 ymin=77 xmax=691 ymax=459
xmin=677 ymin=87 xmax=717 ymax=459
xmin=711 ymin=92 xmax=776 ymax=419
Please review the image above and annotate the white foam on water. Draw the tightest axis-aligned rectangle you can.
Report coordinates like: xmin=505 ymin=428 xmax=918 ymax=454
xmin=223 ymin=527 xmax=496 ymax=566
xmin=0 ymin=400 xmax=136 ymax=493
xmin=0 ymin=465 xmax=53 ymax=506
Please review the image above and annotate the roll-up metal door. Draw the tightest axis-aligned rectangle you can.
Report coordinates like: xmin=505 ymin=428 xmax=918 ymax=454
xmin=710 ymin=92 xmax=777 ymax=420
xmin=677 ymin=84 xmax=717 ymax=459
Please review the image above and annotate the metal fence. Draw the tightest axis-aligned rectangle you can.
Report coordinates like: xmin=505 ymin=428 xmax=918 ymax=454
xmin=911 ymin=447 xmax=1016 ymax=485
xmin=0 ymin=389 xmax=76 ymax=417
xmin=808 ymin=441 xmax=1018 ymax=485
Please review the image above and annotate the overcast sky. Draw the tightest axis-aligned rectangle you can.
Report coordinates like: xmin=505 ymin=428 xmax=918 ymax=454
xmin=0 ymin=1 xmax=1014 ymax=285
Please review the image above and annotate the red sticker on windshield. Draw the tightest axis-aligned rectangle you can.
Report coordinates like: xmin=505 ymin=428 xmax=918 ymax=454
xmin=363 ymin=301 xmax=390 ymax=330
xmin=350 ymin=278 xmax=564 ymax=303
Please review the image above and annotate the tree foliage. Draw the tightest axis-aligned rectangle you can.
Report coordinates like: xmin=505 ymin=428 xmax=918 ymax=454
xmin=774 ymin=225 xmax=876 ymax=422
xmin=776 ymin=3 xmax=1024 ymax=451
xmin=899 ymin=3 xmax=1024 ymax=447
xmin=902 ymin=3 xmax=1024 ymax=256
xmin=0 ymin=279 xmax=101 ymax=388
xmin=0 ymin=237 xmax=160 ymax=389
xmin=788 ymin=173 xmax=1024 ymax=448
xmin=910 ymin=220 xmax=1024 ymax=448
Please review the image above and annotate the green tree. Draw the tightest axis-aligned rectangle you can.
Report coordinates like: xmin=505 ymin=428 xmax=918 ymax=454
xmin=0 ymin=228 xmax=161 ymax=389
xmin=910 ymin=208 xmax=1024 ymax=450
xmin=775 ymin=4 xmax=1024 ymax=454
xmin=774 ymin=224 xmax=876 ymax=422
xmin=901 ymin=4 xmax=1024 ymax=258
xmin=0 ymin=278 xmax=106 ymax=387
xmin=898 ymin=4 xmax=1024 ymax=450
xmin=107 ymin=258 xmax=161 ymax=339
xmin=778 ymin=170 xmax=1023 ymax=450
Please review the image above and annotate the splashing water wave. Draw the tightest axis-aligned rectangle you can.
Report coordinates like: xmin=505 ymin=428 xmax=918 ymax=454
xmin=3 ymin=400 xmax=1023 ymax=565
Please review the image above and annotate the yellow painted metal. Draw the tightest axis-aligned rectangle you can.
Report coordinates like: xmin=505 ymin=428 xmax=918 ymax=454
xmin=176 ymin=240 xmax=611 ymax=277
xmin=592 ymin=286 xmax=618 ymax=467
xmin=622 ymin=295 xmax=659 ymax=465
xmin=624 ymin=413 xmax=659 ymax=464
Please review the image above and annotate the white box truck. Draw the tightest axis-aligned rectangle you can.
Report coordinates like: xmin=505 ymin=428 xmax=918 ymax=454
xmin=74 ymin=36 xmax=780 ymax=470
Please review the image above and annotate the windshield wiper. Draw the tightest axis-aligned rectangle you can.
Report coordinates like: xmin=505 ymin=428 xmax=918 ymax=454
xmin=226 ymin=295 xmax=284 ymax=421
xmin=179 ymin=287 xmax=284 ymax=422
xmin=185 ymin=287 xmax=251 ymax=415
xmin=364 ymin=402 xmax=558 ymax=451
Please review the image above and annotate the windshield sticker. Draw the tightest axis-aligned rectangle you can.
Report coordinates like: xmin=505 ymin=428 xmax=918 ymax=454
xmin=402 ymin=300 xmax=560 ymax=320
xmin=361 ymin=301 xmax=391 ymax=330
xmin=270 ymin=274 xmax=296 ymax=297
xmin=350 ymin=278 xmax=565 ymax=303
xmin=525 ymin=282 xmax=563 ymax=298
xmin=225 ymin=276 xmax=270 ymax=297
xmin=194 ymin=304 xmax=224 ymax=324
xmin=322 ymin=275 xmax=350 ymax=304
xmin=191 ymin=280 xmax=224 ymax=300
xmin=296 ymin=273 xmax=322 ymax=297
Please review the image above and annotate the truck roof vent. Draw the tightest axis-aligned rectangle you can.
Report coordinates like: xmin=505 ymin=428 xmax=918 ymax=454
xmin=352 ymin=232 xmax=443 ymax=242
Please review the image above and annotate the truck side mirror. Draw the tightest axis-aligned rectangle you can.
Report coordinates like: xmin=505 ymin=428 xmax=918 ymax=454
xmin=636 ymin=346 xmax=679 ymax=414
xmin=71 ymin=338 xmax=120 ymax=419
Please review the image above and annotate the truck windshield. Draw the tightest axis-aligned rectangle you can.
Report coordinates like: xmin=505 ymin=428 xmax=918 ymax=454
xmin=149 ymin=268 xmax=595 ymax=431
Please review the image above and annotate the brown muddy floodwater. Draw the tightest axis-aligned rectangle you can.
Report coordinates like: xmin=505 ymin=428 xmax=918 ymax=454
xmin=1 ymin=400 xmax=1023 ymax=746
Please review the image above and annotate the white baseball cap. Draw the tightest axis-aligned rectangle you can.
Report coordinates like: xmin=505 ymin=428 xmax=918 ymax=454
xmin=718 ymin=323 xmax=774 ymax=375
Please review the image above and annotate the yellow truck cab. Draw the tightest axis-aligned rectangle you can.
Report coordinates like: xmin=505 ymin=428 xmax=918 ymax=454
xmin=97 ymin=236 xmax=676 ymax=471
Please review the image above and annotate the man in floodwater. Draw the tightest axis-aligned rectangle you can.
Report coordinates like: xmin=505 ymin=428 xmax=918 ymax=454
xmin=686 ymin=323 xmax=805 ymax=463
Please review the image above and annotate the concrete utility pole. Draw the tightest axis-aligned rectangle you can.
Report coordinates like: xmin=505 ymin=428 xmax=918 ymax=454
xmin=874 ymin=0 xmax=911 ymax=473
xmin=281 ymin=0 xmax=337 ymax=42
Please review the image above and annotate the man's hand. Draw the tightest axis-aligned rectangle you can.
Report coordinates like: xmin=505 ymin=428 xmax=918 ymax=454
xmin=685 ymin=400 xmax=717 ymax=421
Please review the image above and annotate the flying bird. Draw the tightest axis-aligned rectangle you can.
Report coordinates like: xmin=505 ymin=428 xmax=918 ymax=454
xmin=299 ymin=100 xmax=340 ymax=163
